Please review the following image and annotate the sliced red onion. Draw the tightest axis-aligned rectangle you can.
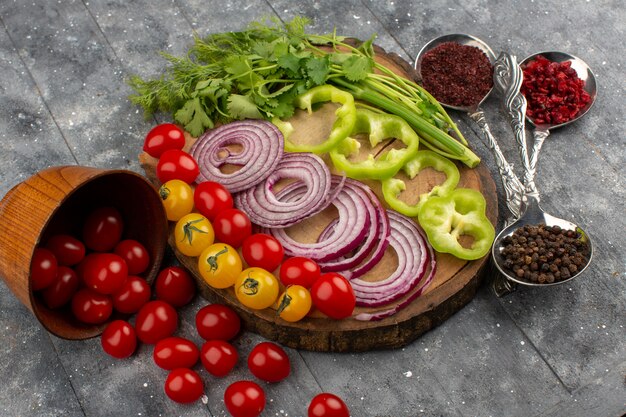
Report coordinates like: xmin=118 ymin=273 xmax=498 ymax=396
xmin=267 ymin=177 xmax=375 ymax=262
xmin=350 ymin=210 xmax=434 ymax=308
xmin=190 ymin=120 xmax=283 ymax=193
xmin=234 ymin=153 xmax=337 ymax=228
xmin=317 ymin=181 xmax=390 ymax=279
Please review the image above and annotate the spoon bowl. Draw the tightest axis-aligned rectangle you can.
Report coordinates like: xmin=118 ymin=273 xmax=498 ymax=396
xmin=414 ymin=33 xmax=497 ymax=112
xmin=492 ymin=195 xmax=593 ymax=287
xmin=521 ymin=51 xmax=597 ymax=131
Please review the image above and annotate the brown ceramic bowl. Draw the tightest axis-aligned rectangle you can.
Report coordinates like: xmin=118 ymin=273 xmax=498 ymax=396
xmin=0 ymin=166 xmax=168 ymax=339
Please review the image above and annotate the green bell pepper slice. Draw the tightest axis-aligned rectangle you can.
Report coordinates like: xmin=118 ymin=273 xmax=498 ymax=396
xmin=381 ymin=150 xmax=460 ymax=217
xmin=417 ymin=188 xmax=495 ymax=260
xmin=272 ymin=85 xmax=356 ymax=154
xmin=329 ymin=109 xmax=420 ymax=180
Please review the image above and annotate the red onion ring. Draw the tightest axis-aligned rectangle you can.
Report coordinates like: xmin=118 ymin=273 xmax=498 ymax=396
xmin=234 ymin=153 xmax=337 ymax=228
xmin=266 ymin=177 xmax=375 ymax=262
xmin=350 ymin=210 xmax=434 ymax=308
xmin=190 ymin=120 xmax=283 ymax=193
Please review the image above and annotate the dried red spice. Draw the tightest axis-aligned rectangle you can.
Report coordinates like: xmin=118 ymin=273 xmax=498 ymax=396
xmin=420 ymin=42 xmax=494 ymax=107
xmin=521 ymin=55 xmax=591 ymax=125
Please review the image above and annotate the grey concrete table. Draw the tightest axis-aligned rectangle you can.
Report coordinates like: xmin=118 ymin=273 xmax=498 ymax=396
xmin=1 ymin=1 xmax=624 ymax=416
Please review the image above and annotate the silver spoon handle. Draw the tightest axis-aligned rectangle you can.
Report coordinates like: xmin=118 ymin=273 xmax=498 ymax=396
xmin=493 ymin=53 xmax=537 ymax=195
xmin=469 ymin=110 xmax=524 ymax=218
xmin=526 ymin=129 xmax=550 ymax=198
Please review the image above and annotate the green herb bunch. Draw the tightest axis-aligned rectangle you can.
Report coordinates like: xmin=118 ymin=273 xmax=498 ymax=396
xmin=129 ymin=17 xmax=480 ymax=167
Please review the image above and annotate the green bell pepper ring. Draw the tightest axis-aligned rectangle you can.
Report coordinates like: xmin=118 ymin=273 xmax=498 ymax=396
xmin=329 ymin=108 xmax=420 ymax=180
xmin=272 ymin=85 xmax=357 ymax=154
xmin=417 ymin=188 xmax=495 ymax=261
xmin=381 ymin=150 xmax=460 ymax=217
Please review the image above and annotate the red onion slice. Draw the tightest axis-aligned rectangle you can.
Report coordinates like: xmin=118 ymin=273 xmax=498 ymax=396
xmin=350 ymin=210 xmax=434 ymax=308
xmin=234 ymin=153 xmax=336 ymax=228
xmin=267 ymin=177 xmax=375 ymax=262
xmin=190 ymin=120 xmax=283 ymax=193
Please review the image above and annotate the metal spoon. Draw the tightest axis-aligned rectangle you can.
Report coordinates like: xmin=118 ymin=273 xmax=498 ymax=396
xmin=490 ymin=52 xmax=595 ymax=290
xmin=521 ymin=51 xmax=598 ymax=189
xmin=415 ymin=34 xmax=525 ymax=219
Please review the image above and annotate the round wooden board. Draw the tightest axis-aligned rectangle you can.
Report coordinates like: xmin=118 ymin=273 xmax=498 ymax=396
xmin=139 ymin=45 xmax=498 ymax=352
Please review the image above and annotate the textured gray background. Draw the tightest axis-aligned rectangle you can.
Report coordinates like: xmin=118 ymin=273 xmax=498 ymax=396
xmin=1 ymin=1 xmax=624 ymax=416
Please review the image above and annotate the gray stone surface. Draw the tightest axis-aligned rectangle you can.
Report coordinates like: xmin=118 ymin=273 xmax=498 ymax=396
xmin=1 ymin=1 xmax=624 ymax=416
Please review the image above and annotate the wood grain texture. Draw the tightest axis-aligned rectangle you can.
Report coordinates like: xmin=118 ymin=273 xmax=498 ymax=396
xmin=0 ymin=0 xmax=624 ymax=416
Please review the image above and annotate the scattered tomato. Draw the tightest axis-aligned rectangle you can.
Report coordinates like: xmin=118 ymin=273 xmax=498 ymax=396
xmin=247 ymin=342 xmax=290 ymax=383
xmin=143 ymin=123 xmax=185 ymax=158
xmin=135 ymin=300 xmax=178 ymax=344
xmin=82 ymin=206 xmax=124 ymax=252
xmin=194 ymin=181 xmax=233 ymax=221
xmin=111 ymin=276 xmax=151 ymax=314
xmin=81 ymin=253 xmax=129 ymax=295
xmin=200 ymin=340 xmax=238 ymax=377
xmin=242 ymin=233 xmax=284 ymax=272
xmin=224 ymin=380 xmax=266 ymax=417
xmin=153 ymin=337 xmax=199 ymax=370
xmin=101 ymin=320 xmax=137 ymax=359
xmin=41 ymin=266 xmax=80 ymax=309
xmin=71 ymin=288 xmax=113 ymax=324
xmin=212 ymin=208 xmax=251 ymax=248
xmin=159 ymin=179 xmax=194 ymax=221
xmin=310 ymin=273 xmax=355 ymax=320
xmin=198 ymin=243 xmax=242 ymax=289
xmin=235 ymin=267 xmax=279 ymax=310
xmin=45 ymin=234 xmax=85 ymax=266
xmin=308 ymin=393 xmax=350 ymax=417
xmin=31 ymin=248 xmax=58 ymax=291
xmin=164 ymin=368 xmax=204 ymax=404
xmin=156 ymin=149 xmax=199 ymax=184
xmin=154 ymin=266 xmax=196 ymax=307
xmin=114 ymin=239 xmax=150 ymax=275
xmin=276 ymin=285 xmax=312 ymax=323
xmin=174 ymin=213 xmax=215 ymax=257
xmin=279 ymin=257 xmax=321 ymax=288
xmin=195 ymin=304 xmax=241 ymax=341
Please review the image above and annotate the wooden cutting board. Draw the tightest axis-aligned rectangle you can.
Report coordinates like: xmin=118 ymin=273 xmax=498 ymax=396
xmin=139 ymin=46 xmax=498 ymax=352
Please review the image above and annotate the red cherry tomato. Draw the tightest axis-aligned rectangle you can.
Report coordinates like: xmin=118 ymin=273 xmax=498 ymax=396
xmin=224 ymin=380 xmax=266 ymax=417
xmin=247 ymin=342 xmax=290 ymax=383
xmin=213 ymin=208 xmax=252 ymax=248
xmin=156 ymin=149 xmax=199 ymax=184
xmin=135 ymin=300 xmax=178 ymax=344
xmin=82 ymin=253 xmax=129 ymax=295
xmin=164 ymin=368 xmax=204 ymax=404
xmin=195 ymin=304 xmax=241 ymax=341
xmin=82 ymin=206 xmax=124 ymax=252
xmin=71 ymin=288 xmax=113 ymax=324
xmin=153 ymin=337 xmax=199 ymax=370
xmin=279 ymin=257 xmax=321 ymax=288
xmin=41 ymin=266 xmax=80 ymax=309
xmin=308 ymin=393 xmax=350 ymax=417
xmin=101 ymin=320 xmax=137 ymax=359
xmin=154 ymin=266 xmax=196 ymax=307
xmin=31 ymin=248 xmax=58 ymax=291
xmin=111 ymin=276 xmax=151 ymax=314
xmin=143 ymin=123 xmax=185 ymax=158
xmin=194 ymin=181 xmax=234 ymax=221
xmin=200 ymin=340 xmax=239 ymax=377
xmin=241 ymin=234 xmax=284 ymax=272
xmin=114 ymin=239 xmax=150 ymax=275
xmin=45 ymin=234 xmax=85 ymax=266
xmin=310 ymin=273 xmax=355 ymax=320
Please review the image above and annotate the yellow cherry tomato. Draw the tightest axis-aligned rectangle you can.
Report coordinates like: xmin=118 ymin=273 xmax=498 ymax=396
xmin=174 ymin=213 xmax=214 ymax=257
xmin=235 ymin=267 xmax=279 ymax=310
xmin=198 ymin=243 xmax=242 ymax=289
xmin=159 ymin=179 xmax=194 ymax=221
xmin=276 ymin=285 xmax=312 ymax=322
